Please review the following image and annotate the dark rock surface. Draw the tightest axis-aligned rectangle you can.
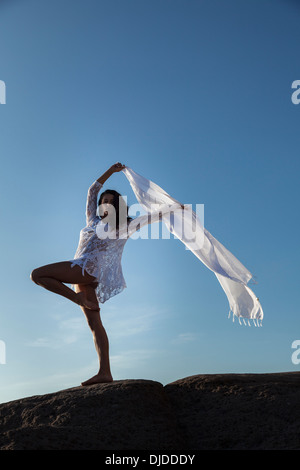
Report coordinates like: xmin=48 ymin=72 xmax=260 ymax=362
xmin=0 ymin=372 xmax=299 ymax=450
xmin=0 ymin=379 xmax=183 ymax=450
xmin=165 ymin=372 xmax=300 ymax=450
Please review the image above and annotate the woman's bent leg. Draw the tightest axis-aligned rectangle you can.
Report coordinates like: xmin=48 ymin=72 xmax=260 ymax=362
xmin=30 ymin=261 xmax=99 ymax=310
xmin=74 ymin=283 xmax=113 ymax=385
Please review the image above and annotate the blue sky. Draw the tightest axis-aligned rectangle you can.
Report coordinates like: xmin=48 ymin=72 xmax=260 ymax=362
xmin=0 ymin=0 xmax=300 ymax=403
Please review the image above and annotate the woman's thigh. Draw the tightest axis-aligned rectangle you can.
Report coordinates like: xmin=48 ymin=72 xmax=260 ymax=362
xmin=31 ymin=261 xmax=97 ymax=285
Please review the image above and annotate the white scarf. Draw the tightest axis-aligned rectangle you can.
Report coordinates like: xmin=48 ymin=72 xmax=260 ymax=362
xmin=122 ymin=166 xmax=263 ymax=326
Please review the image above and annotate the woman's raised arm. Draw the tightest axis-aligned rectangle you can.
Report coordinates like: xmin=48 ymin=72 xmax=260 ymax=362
xmin=97 ymin=162 xmax=126 ymax=185
xmin=85 ymin=162 xmax=125 ymax=225
xmin=86 ymin=180 xmax=102 ymax=225
xmin=86 ymin=162 xmax=126 ymax=225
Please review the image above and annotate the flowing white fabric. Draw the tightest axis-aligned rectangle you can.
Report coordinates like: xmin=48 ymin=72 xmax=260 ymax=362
xmin=122 ymin=166 xmax=263 ymax=326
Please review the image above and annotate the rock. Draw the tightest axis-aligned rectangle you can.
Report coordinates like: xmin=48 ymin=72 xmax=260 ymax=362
xmin=0 ymin=380 xmax=184 ymax=450
xmin=0 ymin=373 xmax=299 ymax=450
xmin=165 ymin=372 xmax=300 ymax=450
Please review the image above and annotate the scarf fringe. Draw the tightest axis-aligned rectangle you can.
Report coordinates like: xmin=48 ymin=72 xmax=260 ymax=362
xmin=228 ymin=310 xmax=263 ymax=327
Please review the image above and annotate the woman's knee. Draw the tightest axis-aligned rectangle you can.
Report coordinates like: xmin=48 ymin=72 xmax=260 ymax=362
xmin=30 ymin=268 xmax=42 ymax=284
xmin=30 ymin=265 xmax=52 ymax=284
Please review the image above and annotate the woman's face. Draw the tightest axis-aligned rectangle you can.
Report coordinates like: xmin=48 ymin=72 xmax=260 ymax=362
xmin=101 ymin=193 xmax=115 ymax=217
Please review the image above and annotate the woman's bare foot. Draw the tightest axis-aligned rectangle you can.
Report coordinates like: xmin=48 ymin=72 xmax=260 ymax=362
xmin=75 ymin=291 xmax=99 ymax=310
xmin=81 ymin=373 xmax=113 ymax=386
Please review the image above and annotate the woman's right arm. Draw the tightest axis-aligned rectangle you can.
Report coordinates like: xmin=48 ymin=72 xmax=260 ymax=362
xmin=86 ymin=163 xmax=125 ymax=225
xmin=97 ymin=162 xmax=126 ymax=185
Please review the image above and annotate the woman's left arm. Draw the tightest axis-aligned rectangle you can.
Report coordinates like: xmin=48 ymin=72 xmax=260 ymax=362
xmin=126 ymin=201 xmax=186 ymax=238
xmin=126 ymin=205 xmax=175 ymax=238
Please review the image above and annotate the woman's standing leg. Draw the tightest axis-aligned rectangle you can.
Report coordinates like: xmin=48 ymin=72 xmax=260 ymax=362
xmin=74 ymin=283 xmax=113 ymax=385
xmin=30 ymin=261 xmax=113 ymax=384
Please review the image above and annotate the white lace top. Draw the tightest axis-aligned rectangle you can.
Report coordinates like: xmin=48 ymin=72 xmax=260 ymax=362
xmin=70 ymin=180 xmax=162 ymax=304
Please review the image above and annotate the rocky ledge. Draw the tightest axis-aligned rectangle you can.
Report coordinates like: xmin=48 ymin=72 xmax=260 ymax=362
xmin=0 ymin=372 xmax=299 ymax=450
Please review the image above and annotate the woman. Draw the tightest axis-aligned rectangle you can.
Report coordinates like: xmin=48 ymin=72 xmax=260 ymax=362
xmin=30 ymin=162 xmax=160 ymax=386
xmin=31 ymin=162 xmax=263 ymax=387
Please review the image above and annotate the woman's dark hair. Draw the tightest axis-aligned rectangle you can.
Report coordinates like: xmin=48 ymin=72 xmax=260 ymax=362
xmin=98 ymin=189 xmax=133 ymax=229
